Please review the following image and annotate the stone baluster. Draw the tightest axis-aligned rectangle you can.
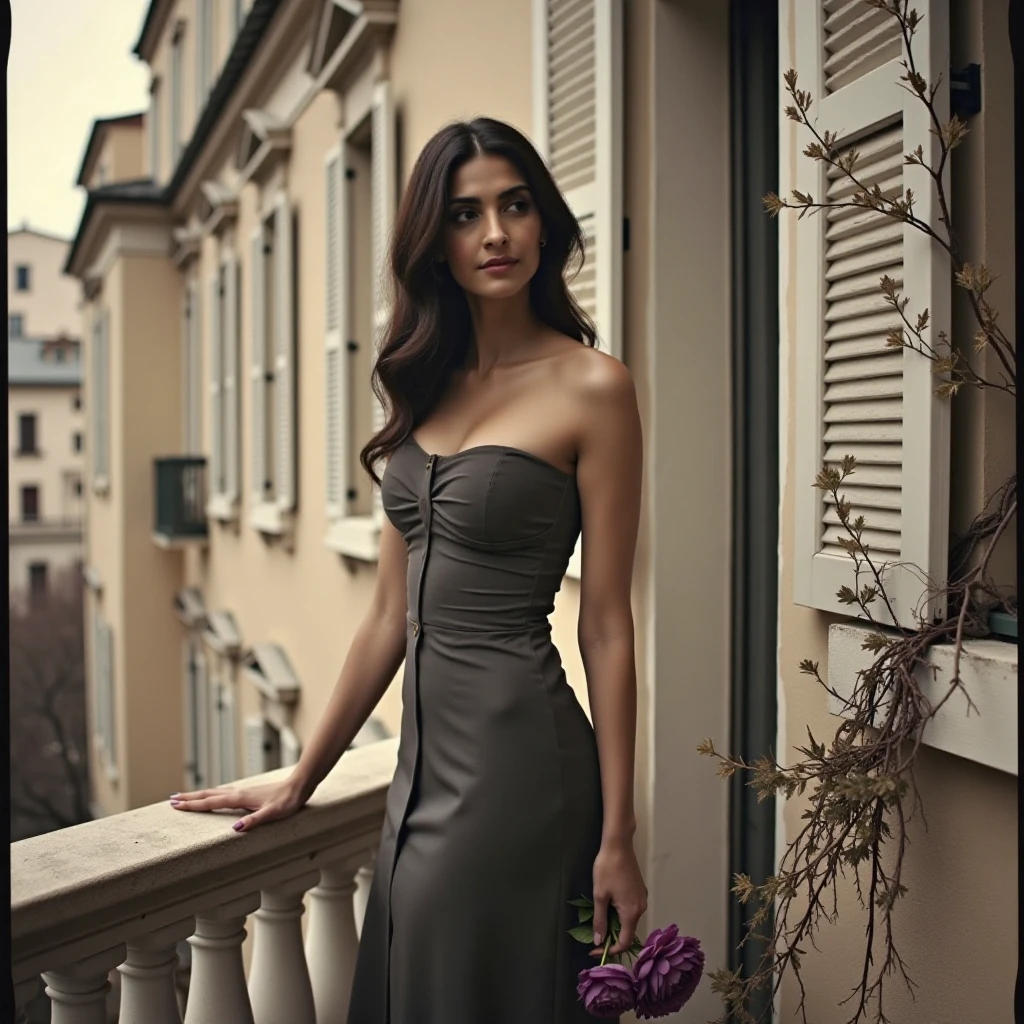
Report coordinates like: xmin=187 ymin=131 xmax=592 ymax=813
xmin=353 ymin=849 xmax=377 ymax=937
xmin=184 ymin=893 xmax=261 ymax=1024
xmin=41 ymin=944 xmax=126 ymax=1024
xmin=247 ymin=869 xmax=320 ymax=1024
xmin=118 ymin=918 xmax=195 ymax=1024
xmin=305 ymin=859 xmax=362 ymax=1024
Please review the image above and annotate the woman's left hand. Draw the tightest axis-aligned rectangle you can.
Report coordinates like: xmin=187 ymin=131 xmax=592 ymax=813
xmin=590 ymin=841 xmax=648 ymax=957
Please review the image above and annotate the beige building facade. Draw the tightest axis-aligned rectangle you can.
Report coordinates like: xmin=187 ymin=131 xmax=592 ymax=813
xmin=62 ymin=0 xmax=1016 ymax=1020
xmin=7 ymin=228 xmax=82 ymax=340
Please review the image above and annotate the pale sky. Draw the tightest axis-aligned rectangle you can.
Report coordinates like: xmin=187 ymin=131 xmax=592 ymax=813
xmin=8 ymin=0 xmax=152 ymax=240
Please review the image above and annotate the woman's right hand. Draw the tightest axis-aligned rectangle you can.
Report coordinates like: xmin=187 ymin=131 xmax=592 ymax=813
xmin=170 ymin=777 xmax=310 ymax=833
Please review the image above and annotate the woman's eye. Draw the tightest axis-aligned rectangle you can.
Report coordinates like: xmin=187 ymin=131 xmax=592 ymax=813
xmin=507 ymin=200 xmax=530 ymax=214
xmin=452 ymin=209 xmax=476 ymax=224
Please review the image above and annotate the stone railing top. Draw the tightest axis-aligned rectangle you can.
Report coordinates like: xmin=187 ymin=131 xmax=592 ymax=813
xmin=11 ymin=739 xmax=397 ymax=981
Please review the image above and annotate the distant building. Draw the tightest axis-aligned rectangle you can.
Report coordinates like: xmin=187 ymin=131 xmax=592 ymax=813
xmin=8 ymin=332 xmax=85 ymax=608
xmin=7 ymin=227 xmax=81 ymax=340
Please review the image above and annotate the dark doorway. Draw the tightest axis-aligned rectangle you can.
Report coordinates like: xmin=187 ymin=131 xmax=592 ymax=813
xmin=729 ymin=0 xmax=780 ymax=1019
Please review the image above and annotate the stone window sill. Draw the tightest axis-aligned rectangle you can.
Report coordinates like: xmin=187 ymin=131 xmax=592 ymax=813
xmin=827 ymin=623 xmax=1018 ymax=776
xmin=325 ymin=516 xmax=381 ymax=563
xmin=206 ymin=493 xmax=240 ymax=524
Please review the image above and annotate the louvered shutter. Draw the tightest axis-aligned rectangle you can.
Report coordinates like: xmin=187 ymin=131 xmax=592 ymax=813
xmin=218 ymin=681 xmax=238 ymax=783
xmin=325 ymin=146 xmax=348 ymax=519
xmin=791 ymin=0 xmax=950 ymax=626
xmin=188 ymin=281 xmax=203 ymax=455
xmin=281 ymin=727 xmax=302 ymax=768
xmin=183 ymin=640 xmax=199 ymax=788
xmin=250 ymin=229 xmax=267 ymax=507
xmin=224 ymin=253 xmax=241 ymax=503
xmin=370 ymin=81 xmax=396 ymax=520
xmin=194 ymin=649 xmax=210 ymax=787
xmin=244 ymin=715 xmax=268 ymax=777
xmin=274 ymin=195 xmax=297 ymax=511
xmin=92 ymin=605 xmax=106 ymax=749
xmin=92 ymin=309 xmax=110 ymax=485
xmin=209 ymin=269 xmax=224 ymax=496
xmin=533 ymin=0 xmax=623 ymax=359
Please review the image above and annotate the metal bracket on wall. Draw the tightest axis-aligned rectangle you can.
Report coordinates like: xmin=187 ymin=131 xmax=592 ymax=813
xmin=951 ymin=63 xmax=982 ymax=119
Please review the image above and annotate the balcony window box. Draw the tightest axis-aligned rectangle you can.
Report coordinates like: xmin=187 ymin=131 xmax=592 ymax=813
xmin=153 ymin=457 xmax=209 ymax=548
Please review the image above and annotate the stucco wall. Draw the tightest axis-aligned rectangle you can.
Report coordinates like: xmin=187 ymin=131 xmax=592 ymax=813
xmin=7 ymin=230 xmax=80 ymax=338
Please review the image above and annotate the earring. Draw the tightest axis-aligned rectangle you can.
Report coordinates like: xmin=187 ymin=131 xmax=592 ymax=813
xmin=540 ymin=240 xmax=547 ymax=248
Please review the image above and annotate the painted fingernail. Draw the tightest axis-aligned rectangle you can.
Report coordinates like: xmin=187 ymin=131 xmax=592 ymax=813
xmin=233 ymin=821 xmax=244 ymax=832
xmin=170 ymin=793 xmax=180 ymax=799
xmin=593 ymin=932 xmax=602 ymax=945
xmin=170 ymin=800 xmax=181 ymax=807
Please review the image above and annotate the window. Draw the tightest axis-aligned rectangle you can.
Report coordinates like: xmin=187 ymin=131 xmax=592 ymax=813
xmin=15 ymin=264 xmax=31 ymax=291
xmin=18 ymin=413 xmax=38 ymax=455
xmin=54 ymin=347 xmax=66 ymax=363
xmin=73 ymin=392 xmax=82 ymax=411
xmin=323 ymin=82 xmax=395 ymax=559
xmin=171 ymin=23 xmax=184 ymax=165
xmin=149 ymin=78 xmax=162 ymax=181
xmin=29 ymin=563 xmax=48 ymax=601
xmin=73 ymin=431 xmax=84 ymax=453
xmin=183 ymin=281 xmax=203 ymax=454
xmin=209 ymin=254 xmax=241 ymax=516
xmin=9 ymin=313 xmax=24 ymax=336
xmin=249 ymin=195 xmax=296 ymax=530
xmin=93 ymin=605 xmax=117 ymax=772
xmin=532 ymin=0 xmax=623 ymax=360
xmin=196 ymin=0 xmax=215 ymax=112
xmin=91 ymin=308 xmax=110 ymax=489
xmin=21 ymin=485 xmax=40 ymax=522
xmin=788 ymin=0 xmax=950 ymax=627
xmin=74 ymin=479 xmax=84 ymax=497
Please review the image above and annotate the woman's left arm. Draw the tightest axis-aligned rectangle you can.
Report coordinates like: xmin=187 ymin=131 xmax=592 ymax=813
xmin=574 ymin=354 xmax=646 ymax=958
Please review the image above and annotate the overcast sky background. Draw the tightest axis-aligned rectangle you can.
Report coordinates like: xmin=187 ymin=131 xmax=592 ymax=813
xmin=8 ymin=0 xmax=151 ymax=239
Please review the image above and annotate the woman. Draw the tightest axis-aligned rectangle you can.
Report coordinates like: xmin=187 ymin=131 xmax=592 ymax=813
xmin=171 ymin=117 xmax=645 ymax=1023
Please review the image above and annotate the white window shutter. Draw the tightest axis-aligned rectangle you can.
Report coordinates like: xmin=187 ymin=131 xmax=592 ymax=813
xmin=218 ymin=681 xmax=238 ymax=784
xmin=280 ymin=726 xmax=302 ymax=768
xmin=182 ymin=640 xmax=198 ymax=789
xmin=95 ymin=618 xmax=116 ymax=770
xmin=209 ymin=270 xmax=224 ymax=496
xmin=532 ymin=0 xmax=623 ymax=360
xmin=224 ymin=253 xmax=241 ymax=503
xmin=91 ymin=310 xmax=110 ymax=485
xmin=194 ymin=649 xmax=210 ymax=788
xmin=250 ymin=229 xmax=267 ymax=506
xmin=325 ymin=145 xmax=348 ymax=520
xmin=371 ymin=81 xmax=396 ymax=519
xmin=790 ymin=0 xmax=950 ymax=626
xmin=244 ymin=715 xmax=268 ymax=777
xmin=274 ymin=195 xmax=297 ymax=512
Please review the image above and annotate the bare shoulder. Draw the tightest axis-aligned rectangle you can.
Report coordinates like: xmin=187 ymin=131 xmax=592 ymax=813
xmin=550 ymin=339 xmax=635 ymax=403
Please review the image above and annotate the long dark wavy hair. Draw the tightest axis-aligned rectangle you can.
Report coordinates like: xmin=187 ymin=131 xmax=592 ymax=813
xmin=359 ymin=117 xmax=597 ymax=483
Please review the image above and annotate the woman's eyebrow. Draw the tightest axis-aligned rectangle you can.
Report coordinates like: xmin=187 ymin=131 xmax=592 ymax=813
xmin=448 ymin=184 xmax=531 ymax=205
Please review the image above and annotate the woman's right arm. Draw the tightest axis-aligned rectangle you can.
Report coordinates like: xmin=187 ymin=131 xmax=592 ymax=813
xmin=170 ymin=516 xmax=409 ymax=831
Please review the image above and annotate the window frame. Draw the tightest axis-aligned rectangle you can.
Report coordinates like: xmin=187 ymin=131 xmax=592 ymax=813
xmin=15 ymin=264 xmax=31 ymax=292
xmin=20 ymin=484 xmax=40 ymax=522
xmin=249 ymin=192 xmax=296 ymax=537
xmin=17 ymin=413 xmax=38 ymax=455
xmin=323 ymin=81 xmax=395 ymax=562
xmin=9 ymin=313 xmax=25 ymax=336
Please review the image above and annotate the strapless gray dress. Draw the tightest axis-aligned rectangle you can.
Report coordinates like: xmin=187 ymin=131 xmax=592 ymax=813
xmin=346 ymin=436 xmax=609 ymax=1023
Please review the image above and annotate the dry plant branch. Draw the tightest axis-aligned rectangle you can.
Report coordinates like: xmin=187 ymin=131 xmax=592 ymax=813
xmin=704 ymin=3 xmax=1017 ymax=1022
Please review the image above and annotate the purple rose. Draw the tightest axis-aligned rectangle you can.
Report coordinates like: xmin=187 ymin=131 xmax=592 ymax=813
xmin=577 ymin=963 xmax=636 ymax=1018
xmin=632 ymin=925 xmax=704 ymax=1019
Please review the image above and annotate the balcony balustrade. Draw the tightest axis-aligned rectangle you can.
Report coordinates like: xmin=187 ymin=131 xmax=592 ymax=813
xmin=11 ymin=739 xmax=396 ymax=1024
xmin=154 ymin=457 xmax=209 ymax=547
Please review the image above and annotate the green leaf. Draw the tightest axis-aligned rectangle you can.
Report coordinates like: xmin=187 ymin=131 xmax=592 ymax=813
xmin=568 ymin=924 xmax=595 ymax=945
xmin=568 ymin=897 xmax=594 ymax=908
xmin=578 ymin=906 xmax=594 ymax=923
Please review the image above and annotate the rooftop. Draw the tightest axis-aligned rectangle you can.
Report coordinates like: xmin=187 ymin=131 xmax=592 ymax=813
xmin=8 ymin=336 xmax=82 ymax=387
